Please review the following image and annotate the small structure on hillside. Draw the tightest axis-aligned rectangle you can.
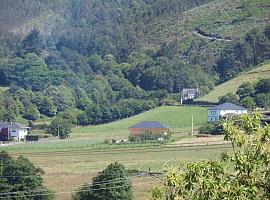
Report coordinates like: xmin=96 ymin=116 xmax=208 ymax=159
xmin=207 ymin=102 xmax=248 ymax=122
xmin=181 ymin=88 xmax=200 ymax=104
xmin=129 ymin=121 xmax=169 ymax=136
xmin=0 ymin=122 xmax=29 ymax=141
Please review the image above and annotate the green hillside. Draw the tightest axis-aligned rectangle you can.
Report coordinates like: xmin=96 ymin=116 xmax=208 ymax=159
xmin=197 ymin=61 xmax=270 ymax=103
xmin=2 ymin=106 xmax=207 ymax=153
xmin=0 ymin=0 xmax=269 ymax=124
xmin=73 ymin=105 xmax=207 ymax=138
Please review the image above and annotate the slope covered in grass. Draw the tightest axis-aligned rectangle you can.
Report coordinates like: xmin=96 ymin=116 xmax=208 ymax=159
xmin=0 ymin=86 xmax=8 ymax=94
xmin=197 ymin=61 xmax=270 ymax=103
xmin=2 ymin=106 xmax=207 ymax=153
xmin=72 ymin=106 xmax=207 ymax=137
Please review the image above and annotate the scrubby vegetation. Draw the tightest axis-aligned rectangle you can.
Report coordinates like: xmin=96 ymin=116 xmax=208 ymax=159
xmin=199 ymin=121 xmax=223 ymax=135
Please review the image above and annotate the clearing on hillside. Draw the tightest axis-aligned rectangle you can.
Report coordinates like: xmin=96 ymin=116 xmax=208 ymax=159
xmin=197 ymin=61 xmax=270 ymax=103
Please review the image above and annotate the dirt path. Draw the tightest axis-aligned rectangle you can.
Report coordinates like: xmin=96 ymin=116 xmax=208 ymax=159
xmin=193 ymin=30 xmax=232 ymax=42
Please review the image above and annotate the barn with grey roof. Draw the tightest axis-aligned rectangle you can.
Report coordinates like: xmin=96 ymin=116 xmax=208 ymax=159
xmin=129 ymin=121 xmax=169 ymax=136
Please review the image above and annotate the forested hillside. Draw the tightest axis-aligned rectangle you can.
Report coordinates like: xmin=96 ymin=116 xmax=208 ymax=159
xmin=0 ymin=0 xmax=269 ymax=124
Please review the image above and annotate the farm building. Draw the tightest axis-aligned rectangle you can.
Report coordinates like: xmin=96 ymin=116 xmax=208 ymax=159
xmin=181 ymin=88 xmax=200 ymax=103
xmin=129 ymin=121 xmax=169 ymax=136
xmin=208 ymin=102 xmax=248 ymax=122
xmin=0 ymin=122 xmax=29 ymax=141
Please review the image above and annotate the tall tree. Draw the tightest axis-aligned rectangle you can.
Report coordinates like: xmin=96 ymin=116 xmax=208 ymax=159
xmin=73 ymin=162 xmax=133 ymax=200
xmin=46 ymin=118 xmax=72 ymax=139
xmin=0 ymin=151 xmax=54 ymax=200
xmin=22 ymin=28 xmax=43 ymax=55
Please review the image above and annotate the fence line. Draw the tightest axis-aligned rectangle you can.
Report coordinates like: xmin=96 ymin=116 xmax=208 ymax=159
xmin=8 ymin=140 xmax=232 ymax=157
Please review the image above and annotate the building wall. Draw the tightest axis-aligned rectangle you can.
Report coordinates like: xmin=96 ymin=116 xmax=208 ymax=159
xmin=10 ymin=128 xmax=28 ymax=140
xmin=129 ymin=128 xmax=169 ymax=136
xmin=220 ymin=110 xmax=247 ymax=116
xmin=208 ymin=109 xmax=220 ymax=122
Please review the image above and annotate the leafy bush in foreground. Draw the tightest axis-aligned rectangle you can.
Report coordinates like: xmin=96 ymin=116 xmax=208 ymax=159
xmin=151 ymin=113 xmax=270 ymax=199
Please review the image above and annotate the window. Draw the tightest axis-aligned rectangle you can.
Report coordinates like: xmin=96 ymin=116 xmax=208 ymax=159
xmin=209 ymin=110 xmax=217 ymax=116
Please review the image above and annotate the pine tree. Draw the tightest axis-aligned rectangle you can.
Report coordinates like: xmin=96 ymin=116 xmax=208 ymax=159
xmin=22 ymin=28 xmax=43 ymax=55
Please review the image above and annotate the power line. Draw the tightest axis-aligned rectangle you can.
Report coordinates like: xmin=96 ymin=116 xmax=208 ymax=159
xmin=0 ymin=182 xmax=151 ymax=199
xmin=0 ymin=171 xmax=159 ymax=179
xmin=0 ymin=175 xmax=150 ymax=195
xmin=0 ymin=175 xmax=156 ymax=193
xmin=0 ymin=178 xmax=128 ymax=195
xmin=0 ymin=176 xmax=158 ymax=198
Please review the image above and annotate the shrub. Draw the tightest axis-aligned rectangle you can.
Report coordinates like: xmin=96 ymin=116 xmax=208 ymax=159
xmin=241 ymin=96 xmax=255 ymax=109
xmin=73 ymin=162 xmax=133 ymax=200
xmin=218 ymin=92 xmax=239 ymax=104
xmin=46 ymin=118 xmax=72 ymax=139
xmin=255 ymin=93 xmax=270 ymax=109
xmin=199 ymin=121 xmax=223 ymax=135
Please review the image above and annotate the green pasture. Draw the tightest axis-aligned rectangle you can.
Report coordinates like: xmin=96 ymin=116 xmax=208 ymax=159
xmin=198 ymin=61 xmax=270 ymax=103
xmin=72 ymin=105 xmax=207 ymax=137
xmin=1 ymin=106 xmax=208 ymax=153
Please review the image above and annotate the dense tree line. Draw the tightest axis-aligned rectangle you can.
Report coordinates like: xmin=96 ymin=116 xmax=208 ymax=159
xmin=216 ymin=26 xmax=270 ymax=82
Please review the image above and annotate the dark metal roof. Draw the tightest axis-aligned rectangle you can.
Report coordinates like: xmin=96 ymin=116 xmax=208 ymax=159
xmin=182 ymin=88 xmax=199 ymax=93
xmin=208 ymin=102 xmax=247 ymax=111
xmin=0 ymin=122 xmax=29 ymax=130
xmin=129 ymin=121 xmax=168 ymax=129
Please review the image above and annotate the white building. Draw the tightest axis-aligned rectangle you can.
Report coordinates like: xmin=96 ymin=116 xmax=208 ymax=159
xmin=181 ymin=88 xmax=200 ymax=103
xmin=0 ymin=122 xmax=29 ymax=141
xmin=208 ymin=102 xmax=248 ymax=122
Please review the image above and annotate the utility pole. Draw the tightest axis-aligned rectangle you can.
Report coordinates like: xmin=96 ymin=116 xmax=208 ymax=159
xmin=7 ymin=127 xmax=9 ymax=141
xmin=0 ymin=162 xmax=3 ymax=176
xmin=57 ymin=123 xmax=59 ymax=138
xmin=191 ymin=115 xmax=194 ymax=136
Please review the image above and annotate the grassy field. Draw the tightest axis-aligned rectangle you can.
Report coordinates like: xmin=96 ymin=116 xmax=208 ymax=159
xmin=2 ymin=106 xmax=208 ymax=153
xmin=197 ymin=61 xmax=270 ymax=103
xmin=1 ymin=105 xmax=224 ymax=200
xmin=72 ymin=105 xmax=207 ymax=138
xmin=6 ymin=143 xmax=231 ymax=200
